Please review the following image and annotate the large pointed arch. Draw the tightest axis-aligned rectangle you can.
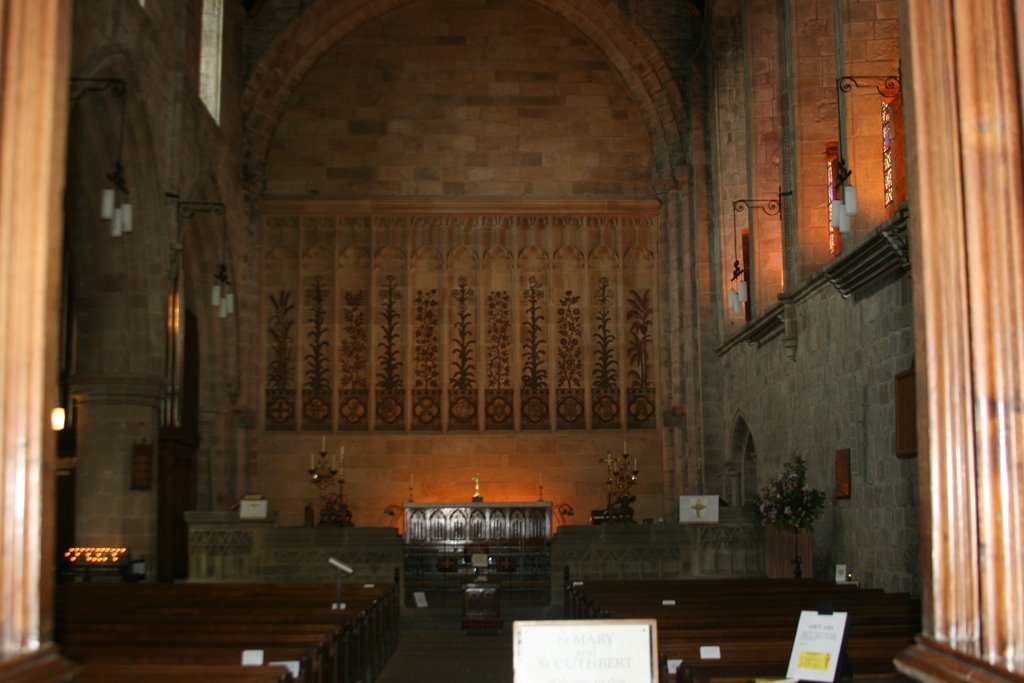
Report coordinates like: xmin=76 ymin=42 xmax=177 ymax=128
xmin=241 ymin=0 xmax=692 ymax=195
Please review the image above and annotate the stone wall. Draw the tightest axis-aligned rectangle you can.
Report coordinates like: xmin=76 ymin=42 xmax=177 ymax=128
xmin=257 ymin=430 xmax=665 ymax=529
xmin=65 ymin=0 xmax=257 ymax=568
xmin=704 ymin=0 xmax=916 ymax=595
xmin=252 ymin=0 xmax=685 ymax=527
xmin=264 ymin=0 xmax=652 ymax=198
xmin=718 ymin=266 xmax=918 ymax=595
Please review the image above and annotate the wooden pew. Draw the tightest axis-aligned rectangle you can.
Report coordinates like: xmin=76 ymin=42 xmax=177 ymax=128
xmin=74 ymin=662 xmax=296 ymax=682
xmin=56 ymin=582 xmax=400 ymax=683
xmin=563 ymin=576 xmax=919 ymax=683
xmin=63 ymin=645 xmax=314 ymax=683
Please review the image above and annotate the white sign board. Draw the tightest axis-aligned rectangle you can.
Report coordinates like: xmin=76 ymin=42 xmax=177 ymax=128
xmin=513 ymin=619 xmax=658 ymax=683
xmin=239 ymin=499 xmax=268 ymax=519
xmin=786 ymin=610 xmax=848 ymax=682
xmin=679 ymin=495 xmax=719 ymax=523
xmin=268 ymin=661 xmax=301 ymax=678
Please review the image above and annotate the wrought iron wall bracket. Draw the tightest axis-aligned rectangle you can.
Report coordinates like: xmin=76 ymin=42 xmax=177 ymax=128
xmin=837 ymin=75 xmax=902 ymax=99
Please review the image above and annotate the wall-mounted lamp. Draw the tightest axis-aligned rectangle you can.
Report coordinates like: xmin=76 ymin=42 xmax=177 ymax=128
xmin=50 ymin=406 xmax=66 ymax=431
xmin=176 ymin=200 xmax=233 ymax=318
xmin=729 ymin=193 xmax=787 ymax=316
xmin=70 ymin=78 xmax=131 ymax=237
xmin=833 ymin=75 xmax=901 ymax=234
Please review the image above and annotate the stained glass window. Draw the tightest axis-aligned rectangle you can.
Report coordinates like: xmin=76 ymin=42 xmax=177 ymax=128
xmin=827 ymin=148 xmax=841 ymax=258
xmin=199 ymin=0 xmax=224 ymax=124
xmin=882 ymin=100 xmax=894 ymax=206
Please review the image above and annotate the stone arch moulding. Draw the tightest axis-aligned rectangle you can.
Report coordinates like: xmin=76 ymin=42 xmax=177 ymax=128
xmin=241 ymin=0 xmax=690 ymax=195
xmin=728 ymin=412 xmax=758 ymax=508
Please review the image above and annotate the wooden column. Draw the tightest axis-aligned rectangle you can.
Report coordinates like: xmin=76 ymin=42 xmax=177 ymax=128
xmin=896 ymin=1 xmax=1024 ymax=680
xmin=0 ymin=0 xmax=75 ymax=680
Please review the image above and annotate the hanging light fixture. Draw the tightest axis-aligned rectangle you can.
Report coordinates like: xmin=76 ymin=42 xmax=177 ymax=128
xmin=213 ymin=213 xmax=233 ymax=319
xmin=50 ymin=407 xmax=66 ymax=431
xmin=71 ymin=77 xmax=131 ymax=236
xmin=177 ymin=199 xmax=232 ymax=318
xmin=730 ymin=194 xmax=787 ymax=318
xmin=729 ymin=204 xmax=746 ymax=317
xmin=833 ymin=75 xmax=901 ymax=235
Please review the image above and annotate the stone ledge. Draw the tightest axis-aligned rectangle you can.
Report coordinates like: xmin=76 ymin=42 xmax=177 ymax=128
xmin=824 ymin=206 xmax=910 ymax=298
xmin=717 ymin=205 xmax=911 ymax=357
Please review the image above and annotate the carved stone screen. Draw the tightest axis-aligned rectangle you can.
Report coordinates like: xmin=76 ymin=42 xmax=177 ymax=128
xmin=261 ymin=201 xmax=660 ymax=433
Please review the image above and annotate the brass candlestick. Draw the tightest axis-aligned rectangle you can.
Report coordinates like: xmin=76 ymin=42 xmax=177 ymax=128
xmin=307 ymin=448 xmax=352 ymax=527
xmin=472 ymin=474 xmax=483 ymax=502
xmin=601 ymin=449 xmax=639 ymax=523
xmin=308 ymin=449 xmax=338 ymax=507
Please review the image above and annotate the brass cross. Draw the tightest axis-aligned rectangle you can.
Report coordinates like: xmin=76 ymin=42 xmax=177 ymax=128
xmin=691 ymin=497 xmax=707 ymax=519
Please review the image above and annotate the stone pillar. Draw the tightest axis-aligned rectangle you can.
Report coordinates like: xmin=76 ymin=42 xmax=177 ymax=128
xmin=70 ymin=373 xmax=165 ymax=576
xmin=656 ymin=182 xmax=690 ymax=514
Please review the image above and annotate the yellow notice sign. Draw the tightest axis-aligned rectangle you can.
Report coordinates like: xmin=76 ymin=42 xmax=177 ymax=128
xmin=786 ymin=610 xmax=848 ymax=682
xmin=797 ymin=651 xmax=831 ymax=670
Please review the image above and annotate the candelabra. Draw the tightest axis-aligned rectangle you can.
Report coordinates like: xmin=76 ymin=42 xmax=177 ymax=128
xmin=308 ymin=448 xmax=352 ymax=527
xmin=601 ymin=449 xmax=639 ymax=523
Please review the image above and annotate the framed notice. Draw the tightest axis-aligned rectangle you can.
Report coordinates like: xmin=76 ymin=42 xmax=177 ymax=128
xmin=130 ymin=441 xmax=153 ymax=490
xmin=786 ymin=610 xmax=849 ymax=682
xmin=894 ymin=368 xmax=917 ymax=458
xmin=513 ymin=619 xmax=658 ymax=683
xmin=834 ymin=449 xmax=850 ymax=499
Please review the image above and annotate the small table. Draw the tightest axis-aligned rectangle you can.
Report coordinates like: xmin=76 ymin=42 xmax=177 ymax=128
xmin=461 ymin=581 xmax=503 ymax=632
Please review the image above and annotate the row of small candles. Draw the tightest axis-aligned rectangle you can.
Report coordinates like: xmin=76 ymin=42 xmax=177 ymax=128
xmin=64 ymin=547 xmax=127 ymax=563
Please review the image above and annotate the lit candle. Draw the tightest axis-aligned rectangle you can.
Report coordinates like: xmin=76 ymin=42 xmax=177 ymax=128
xmin=310 ymin=453 xmax=315 ymax=469
xmin=340 ymin=445 xmax=345 ymax=458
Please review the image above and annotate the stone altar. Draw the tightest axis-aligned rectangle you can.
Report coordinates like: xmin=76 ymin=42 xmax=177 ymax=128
xmin=184 ymin=506 xmax=765 ymax=605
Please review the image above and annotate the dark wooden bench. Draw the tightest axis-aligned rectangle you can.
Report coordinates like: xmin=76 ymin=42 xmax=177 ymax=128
xmin=73 ymin=662 xmax=296 ymax=682
xmin=564 ymin=576 xmax=920 ymax=683
xmin=63 ymin=645 xmax=315 ymax=683
xmin=56 ymin=582 xmax=400 ymax=683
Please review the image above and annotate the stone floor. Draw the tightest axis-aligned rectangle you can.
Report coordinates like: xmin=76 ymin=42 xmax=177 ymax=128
xmin=375 ymin=604 xmax=555 ymax=683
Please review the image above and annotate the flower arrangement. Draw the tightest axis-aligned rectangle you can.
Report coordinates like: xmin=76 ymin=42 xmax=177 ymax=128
xmin=756 ymin=457 xmax=826 ymax=531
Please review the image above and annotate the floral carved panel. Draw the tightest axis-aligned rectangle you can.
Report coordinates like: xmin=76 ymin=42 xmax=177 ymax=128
xmin=260 ymin=204 xmax=659 ymax=435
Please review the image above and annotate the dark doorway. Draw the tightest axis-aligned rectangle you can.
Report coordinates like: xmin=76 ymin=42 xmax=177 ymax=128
xmin=157 ymin=308 xmax=199 ymax=582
